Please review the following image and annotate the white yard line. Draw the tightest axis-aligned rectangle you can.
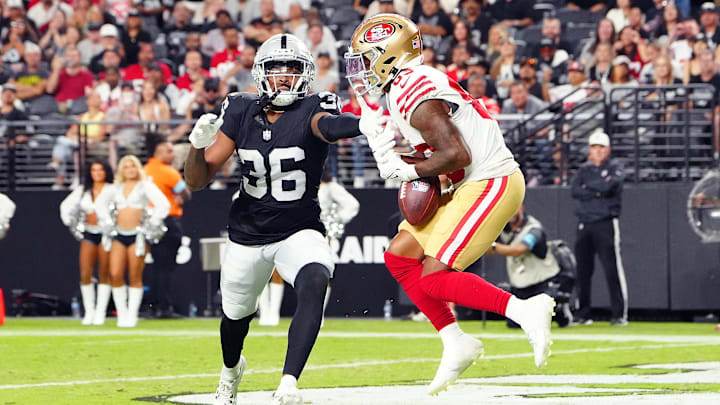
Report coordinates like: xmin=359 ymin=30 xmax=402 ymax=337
xmin=1 ymin=330 xmax=719 ymax=344
xmin=0 ymin=342 xmax=714 ymax=391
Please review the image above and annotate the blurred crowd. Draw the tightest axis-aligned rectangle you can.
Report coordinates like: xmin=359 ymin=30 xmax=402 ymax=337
xmin=0 ymin=0 xmax=719 ymax=189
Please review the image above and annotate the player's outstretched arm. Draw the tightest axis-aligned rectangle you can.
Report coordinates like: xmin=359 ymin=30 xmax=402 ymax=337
xmin=185 ymin=112 xmax=236 ymax=191
xmin=410 ymin=99 xmax=471 ymax=177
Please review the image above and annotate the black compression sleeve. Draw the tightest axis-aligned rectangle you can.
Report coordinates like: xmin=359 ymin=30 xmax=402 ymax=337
xmin=317 ymin=113 xmax=362 ymax=142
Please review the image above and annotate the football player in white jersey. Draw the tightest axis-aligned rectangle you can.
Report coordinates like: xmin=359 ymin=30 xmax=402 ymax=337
xmin=346 ymin=14 xmax=556 ymax=395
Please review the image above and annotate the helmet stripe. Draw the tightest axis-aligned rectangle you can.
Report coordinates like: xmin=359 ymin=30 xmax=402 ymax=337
xmin=281 ymin=34 xmax=287 ymax=49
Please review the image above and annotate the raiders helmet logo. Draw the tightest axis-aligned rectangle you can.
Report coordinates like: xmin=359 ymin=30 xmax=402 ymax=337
xmin=364 ymin=23 xmax=395 ymax=43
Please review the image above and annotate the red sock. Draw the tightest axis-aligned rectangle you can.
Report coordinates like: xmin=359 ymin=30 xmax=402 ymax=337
xmin=384 ymin=252 xmax=456 ymax=331
xmin=420 ymin=270 xmax=511 ymax=316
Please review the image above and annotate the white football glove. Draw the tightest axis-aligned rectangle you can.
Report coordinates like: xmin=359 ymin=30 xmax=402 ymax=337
xmin=189 ymin=113 xmax=220 ymax=149
xmin=368 ymin=121 xmax=396 ymax=163
xmin=356 ymin=94 xmax=387 ymax=140
xmin=377 ymin=153 xmax=419 ymax=182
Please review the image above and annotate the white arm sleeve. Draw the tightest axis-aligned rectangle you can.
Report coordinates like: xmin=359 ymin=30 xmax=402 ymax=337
xmin=328 ymin=182 xmax=360 ymax=224
xmin=0 ymin=193 xmax=16 ymax=224
xmin=144 ymin=181 xmax=171 ymax=224
xmin=59 ymin=187 xmax=83 ymax=226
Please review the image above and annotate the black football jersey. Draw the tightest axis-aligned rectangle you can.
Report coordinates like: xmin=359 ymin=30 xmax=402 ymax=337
xmin=219 ymin=91 xmax=341 ymax=245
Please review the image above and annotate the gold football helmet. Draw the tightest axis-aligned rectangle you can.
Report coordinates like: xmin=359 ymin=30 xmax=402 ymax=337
xmin=344 ymin=13 xmax=423 ymax=96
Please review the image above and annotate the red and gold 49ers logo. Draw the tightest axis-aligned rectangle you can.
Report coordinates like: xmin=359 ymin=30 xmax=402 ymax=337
xmin=364 ymin=23 xmax=395 ymax=42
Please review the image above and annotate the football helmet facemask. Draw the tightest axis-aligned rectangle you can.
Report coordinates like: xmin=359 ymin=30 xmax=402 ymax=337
xmin=252 ymin=34 xmax=316 ymax=107
xmin=345 ymin=13 xmax=423 ymax=96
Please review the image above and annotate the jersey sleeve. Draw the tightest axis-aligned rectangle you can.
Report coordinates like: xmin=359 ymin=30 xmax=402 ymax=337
xmin=390 ymin=66 xmax=455 ymax=124
xmin=312 ymin=91 xmax=342 ymax=115
xmin=218 ymin=93 xmax=251 ymax=145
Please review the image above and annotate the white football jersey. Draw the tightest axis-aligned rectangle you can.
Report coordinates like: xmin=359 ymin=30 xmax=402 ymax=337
xmin=386 ymin=65 xmax=518 ymax=185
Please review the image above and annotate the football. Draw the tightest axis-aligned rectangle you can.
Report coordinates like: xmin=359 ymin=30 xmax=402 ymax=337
xmin=398 ymin=176 xmax=441 ymax=226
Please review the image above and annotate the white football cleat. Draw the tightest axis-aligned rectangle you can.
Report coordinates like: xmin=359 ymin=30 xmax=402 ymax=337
xmin=519 ymin=293 xmax=555 ymax=368
xmin=427 ymin=334 xmax=484 ymax=395
xmin=272 ymin=384 xmax=303 ymax=405
xmin=213 ymin=356 xmax=246 ymax=405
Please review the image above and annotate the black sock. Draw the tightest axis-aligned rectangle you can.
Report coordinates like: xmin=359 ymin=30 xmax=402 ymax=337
xmin=220 ymin=312 xmax=253 ymax=368
xmin=283 ymin=262 xmax=330 ymax=378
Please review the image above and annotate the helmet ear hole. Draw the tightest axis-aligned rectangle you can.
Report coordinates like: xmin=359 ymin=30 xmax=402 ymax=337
xmin=383 ymin=56 xmax=396 ymax=65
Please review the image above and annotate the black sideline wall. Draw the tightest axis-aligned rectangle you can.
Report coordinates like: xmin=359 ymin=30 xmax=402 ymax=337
xmin=1 ymin=185 xmax=718 ymax=317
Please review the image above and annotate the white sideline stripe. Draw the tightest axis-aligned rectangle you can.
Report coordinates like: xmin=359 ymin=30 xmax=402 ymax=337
xmin=1 ymin=330 xmax=719 ymax=344
xmin=0 ymin=342 xmax=713 ymax=390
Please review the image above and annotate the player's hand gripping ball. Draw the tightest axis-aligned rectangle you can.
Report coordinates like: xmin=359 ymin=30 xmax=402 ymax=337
xmin=398 ymin=176 xmax=441 ymax=226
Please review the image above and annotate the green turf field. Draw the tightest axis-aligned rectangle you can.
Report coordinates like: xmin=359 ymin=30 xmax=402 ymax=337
xmin=1 ymin=318 xmax=719 ymax=404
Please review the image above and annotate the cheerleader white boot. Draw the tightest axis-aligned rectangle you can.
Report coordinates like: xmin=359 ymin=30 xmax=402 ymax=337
xmin=93 ymin=284 xmax=112 ymax=325
xmin=127 ymin=287 xmax=144 ymax=328
xmin=80 ymin=284 xmax=95 ymax=325
xmin=112 ymin=286 xmax=130 ymax=327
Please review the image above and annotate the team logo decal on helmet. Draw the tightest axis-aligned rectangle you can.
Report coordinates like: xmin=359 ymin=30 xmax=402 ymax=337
xmin=364 ymin=23 xmax=395 ymax=42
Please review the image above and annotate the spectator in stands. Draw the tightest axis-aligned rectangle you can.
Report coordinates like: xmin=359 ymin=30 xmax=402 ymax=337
xmin=310 ymin=52 xmax=339 ymax=94
xmin=614 ymin=26 xmax=647 ymax=77
xmin=27 ymin=0 xmax=74 ymax=34
xmin=2 ymin=20 xmax=36 ymax=68
xmin=105 ymin=82 xmax=141 ymax=161
xmin=646 ymin=53 xmax=684 ymax=117
xmin=224 ymin=45 xmax=256 ymax=93
xmin=176 ymin=33 xmax=211 ymax=71
xmin=89 ymin=24 xmax=122 ymax=75
xmin=684 ymin=37 xmax=710 ymax=83
xmin=1 ymin=0 xmax=38 ymax=40
xmin=588 ymin=42 xmax=614 ymax=84
xmin=0 ymin=84 xmax=29 ymax=145
xmin=38 ymin=9 xmax=69 ymax=59
xmin=135 ymin=0 xmax=166 ymax=30
xmin=77 ymin=22 xmax=104 ymax=66
xmin=8 ymin=42 xmax=50 ymax=104
xmin=486 ymin=23 xmax=509 ymax=65
xmin=210 ymin=26 xmax=243 ymax=79
xmin=518 ymin=58 xmax=544 ymax=100
xmin=147 ymin=63 xmax=179 ymax=110
xmin=95 ymin=47 xmax=123 ymax=79
xmin=689 ymin=50 xmax=720 ymax=111
xmin=421 ymin=47 xmax=445 ymax=71
xmin=536 ymin=38 xmax=569 ymax=86
xmin=466 ymin=74 xmax=500 ymax=115
xmin=70 ymin=0 xmax=103 ymax=33
xmin=415 ymin=0 xmax=453 ymax=53
xmin=437 ymin=19 xmax=481 ymax=66
xmin=503 ymin=81 xmax=547 ymax=116
xmin=305 ymin=22 xmax=337 ymax=69
xmin=177 ymin=50 xmax=209 ymax=92
xmin=547 ymin=60 xmax=592 ymax=104
xmin=96 ymin=66 xmax=122 ymax=111
xmin=489 ymin=36 xmax=518 ymax=100
xmin=201 ymin=9 xmax=241 ymax=58
xmin=488 ymin=0 xmax=534 ymax=30
xmin=49 ymin=90 xmax=107 ymax=188
xmin=627 ymin=7 xmax=650 ymax=39
xmin=644 ymin=0 xmax=666 ymax=25
xmin=122 ymin=9 xmax=152 ymax=66
xmin=700 ymin=3 xmax=720 ymax=50
xmin=566 ymin=0 xmax=607 ymax=13
xmin=138 ymin=80 xmax=170 ymax=135
xmin=446 ymin=44 xmax=472 ymax=83
xmin=47 ymin=47 xmax=94 ymax=114
xmin=577 ymin=18 xmax=615 ymax=67
xmin=540 ymin=17 xmax=571 ymax=54
xmin=164 ymin=3 xmax=199 ymax=67
xmin=606 ymin=0 xmax=631 ymax=33
xmin=462 ymin=0 xmax=492 ymax=45
xmin=123 ymin=43 xmax=172 ymax=88
xmin=285 ymin=2 xmax=305 ymax=33
xmin=603 ymin=55 xmax=638 ymax=117
xmin=243 ymin=0 xmax=283 ymax=48
xmin=639 ymin=41 xmax=675 ymax=84
xmin=655 ymin=2 xmax=680 ymax=39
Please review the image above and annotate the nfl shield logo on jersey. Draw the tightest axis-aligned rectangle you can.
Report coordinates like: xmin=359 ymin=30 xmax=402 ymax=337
xmin=263 ymin=129 xmax=272 ymax=142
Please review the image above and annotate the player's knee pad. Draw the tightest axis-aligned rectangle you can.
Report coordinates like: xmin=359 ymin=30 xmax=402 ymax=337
xmin=294 ymin=262 xmax=330 ymax=301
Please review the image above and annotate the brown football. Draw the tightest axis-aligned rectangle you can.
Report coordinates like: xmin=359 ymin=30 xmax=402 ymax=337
xmin=398 ymin=176 xmax=441 ymax=226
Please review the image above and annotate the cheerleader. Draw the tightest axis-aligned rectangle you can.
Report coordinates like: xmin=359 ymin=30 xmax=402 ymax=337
xmin=59 ymin=160 xmax=114 ymax=325
xmin=0 ymin=192 xmax=15 ymax=240
xmin=99 ymin=155 xmax=170 ymax=327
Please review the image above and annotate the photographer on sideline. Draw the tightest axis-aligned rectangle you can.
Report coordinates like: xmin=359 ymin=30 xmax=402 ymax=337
xmin=487 ymin=205 xmax=575 ymax=327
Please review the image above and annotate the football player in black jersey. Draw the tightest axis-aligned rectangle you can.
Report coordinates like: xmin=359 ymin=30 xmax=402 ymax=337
xmin=184 ymin=34 xmax=377 ymax=405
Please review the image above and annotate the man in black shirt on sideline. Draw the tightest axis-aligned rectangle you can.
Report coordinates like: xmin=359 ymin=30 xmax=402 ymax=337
xmin=571 ymin=130 xmax=628 ymax=326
